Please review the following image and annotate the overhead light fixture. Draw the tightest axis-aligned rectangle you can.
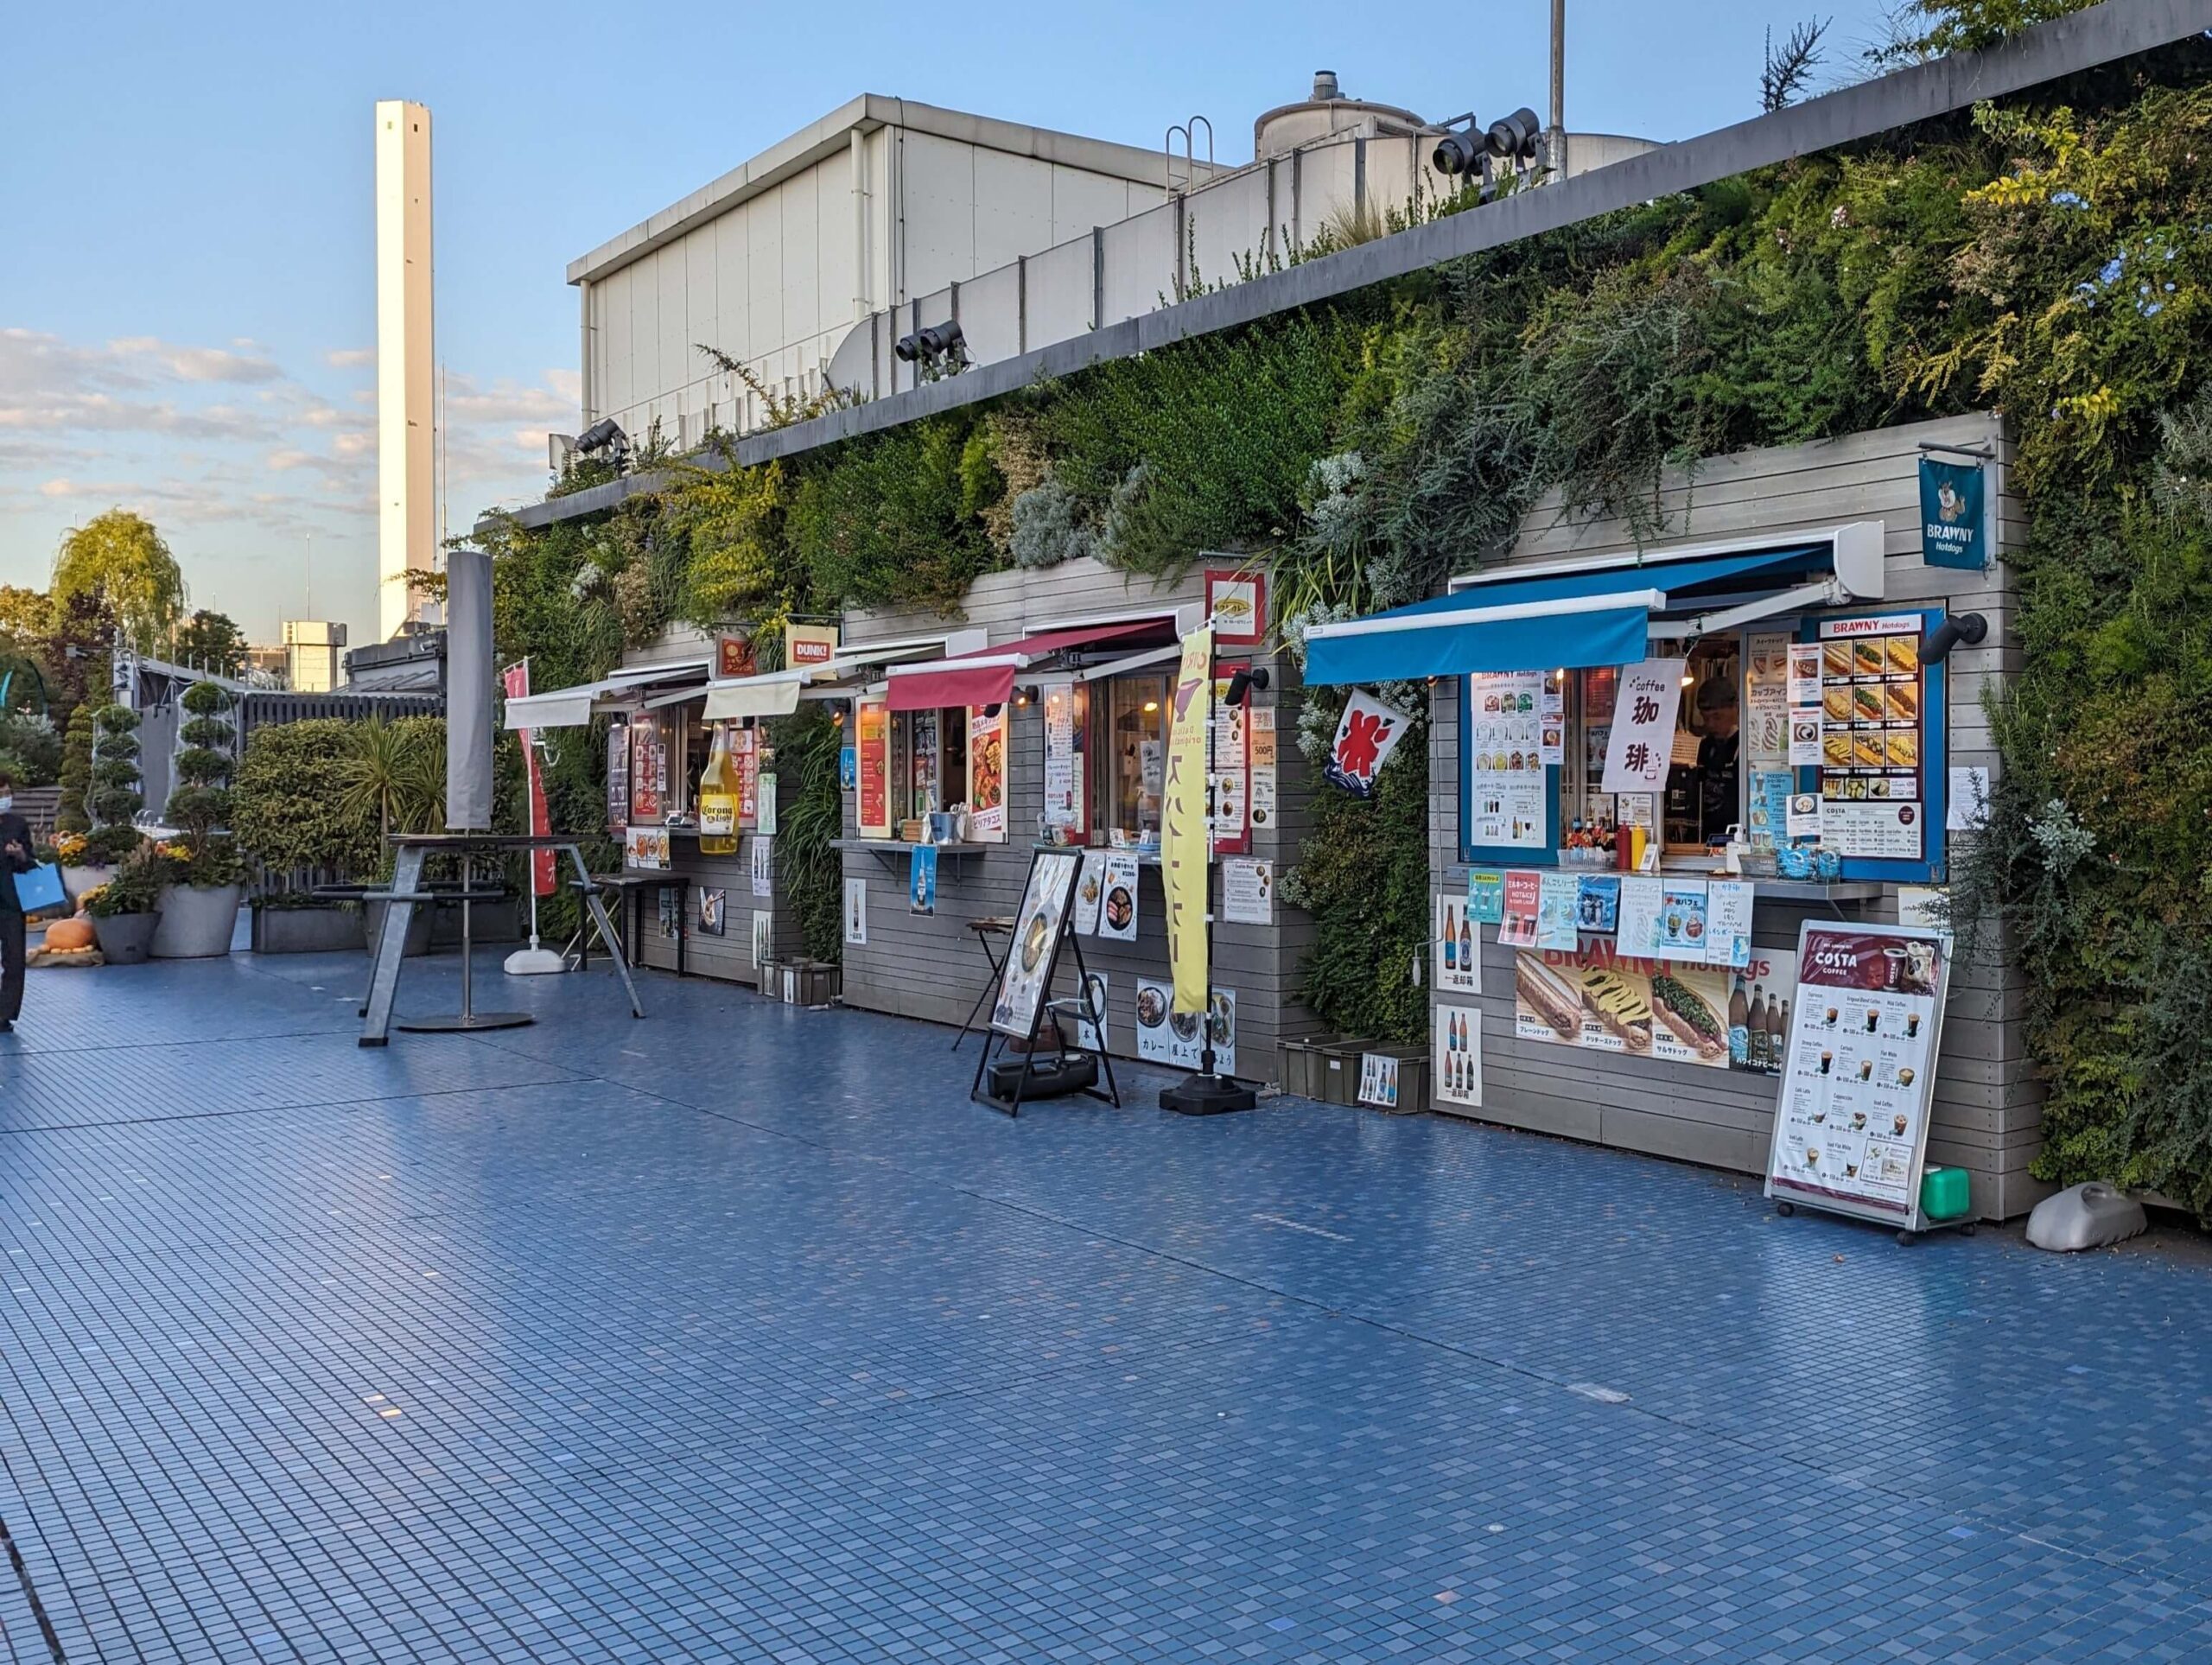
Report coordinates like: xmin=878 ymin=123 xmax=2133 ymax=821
xmin=1223 ymin=665 xmax=1272 ymax=708
xmin=1142 ymin=699 xmax=1160 ymax=714
xmin=1013 ymin=683 xmax=1040 ymax=708
xmin=1430 ymin=116 xmax=1484 ymax=176
xmin=1920 ymin=612 xmax=1988 ymax=664
xmin=983 ymin=702 xmax=1003 ymax=719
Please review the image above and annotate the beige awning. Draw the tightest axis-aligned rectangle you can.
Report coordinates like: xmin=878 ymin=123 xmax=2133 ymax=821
xmin=702 ymin=671 xmax=805 ymax=721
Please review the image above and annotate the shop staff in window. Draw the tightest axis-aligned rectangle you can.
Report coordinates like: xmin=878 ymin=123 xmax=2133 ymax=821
xmin=1695 ymin=683 xmax=1740 ymax=845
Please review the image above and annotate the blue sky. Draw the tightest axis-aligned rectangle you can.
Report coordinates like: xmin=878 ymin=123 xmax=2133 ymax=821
xmin=2 ymin=0 xmax=1899 ymax=645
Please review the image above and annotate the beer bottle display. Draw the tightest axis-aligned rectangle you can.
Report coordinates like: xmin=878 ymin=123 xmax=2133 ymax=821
xmin=1459 ymin=911 xmax=1472 ymax=971
xmin=697 ymin=722 xmax=740 ymax=855
xmin=1747 ymin=985 xmax=1769 ymax=1070
xmin=1729 ymin=974 xmax=1751 ymax=1066
xmin=1444 ymin=905 xmax=1458 ymax=972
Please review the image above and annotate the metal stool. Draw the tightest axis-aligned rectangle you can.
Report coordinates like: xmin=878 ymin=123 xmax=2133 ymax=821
xmin=950 ymin=916 xmax=1014 ymax=1052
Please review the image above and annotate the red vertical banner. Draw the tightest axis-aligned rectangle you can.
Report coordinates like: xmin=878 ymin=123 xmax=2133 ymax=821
xmin=500 ymin=661 xmax=556 ymax=897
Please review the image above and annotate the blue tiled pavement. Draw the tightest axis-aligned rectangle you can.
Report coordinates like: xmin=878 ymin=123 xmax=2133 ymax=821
xmin=1 ymin=949 xmax=2209 ymax=1662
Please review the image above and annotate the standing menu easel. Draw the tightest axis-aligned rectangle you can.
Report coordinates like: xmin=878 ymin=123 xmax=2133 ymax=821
xmin=1763 ymin=922 xmax=1954 ymax=1242
xmin=970 ymin=847 xmax=1121 ymax=1118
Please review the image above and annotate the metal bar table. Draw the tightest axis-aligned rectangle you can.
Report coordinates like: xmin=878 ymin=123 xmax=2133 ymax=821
xmin=360 ymin=834 xmax=644 ymax=1046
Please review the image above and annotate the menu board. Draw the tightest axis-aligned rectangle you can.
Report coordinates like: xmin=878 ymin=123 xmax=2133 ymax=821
xmin=1815 ymin=615 xmax=1927 ymax=861
xmin=1210 ymin=679 xmax=1250 ymax=854
xmin=1745 ymin=631 xmax=1791 ymax=766
xmin=607 ymin=719 xmax=631 ymax=833
xmin=1042 ymin=684 xmax=1083 ymax=834
xmin=733 ymin=726 xmax=760 ymax=828
xmin=968 ymin=705 xmax=1006 ymax=842
xmin=1466 ymin=671 xmax=1548 ymax=849
xmin=628 ymin=717 xmax=666 ymax=824
xmin=855 ymin=700 xmax=890 ymax=837
xmin=1765 ymin=925 xmax=1948 ymax=1223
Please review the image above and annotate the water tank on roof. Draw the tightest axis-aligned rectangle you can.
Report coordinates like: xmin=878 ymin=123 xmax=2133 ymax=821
xmin=1253 ymin=69 xmax=1437 ymax=159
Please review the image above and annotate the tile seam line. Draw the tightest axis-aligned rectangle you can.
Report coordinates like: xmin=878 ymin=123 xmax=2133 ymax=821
xmin=467 ymin=1030 xmax=2212 ymax=1601
xmin=0 ymin=1512 xmax=66 ymax=1663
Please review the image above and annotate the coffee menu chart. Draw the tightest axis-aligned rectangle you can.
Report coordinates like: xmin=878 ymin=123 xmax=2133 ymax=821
xmin=1764 ymin=924 xmax=1950 ymax=1224
xmin=1466 ymin=671 xmax=1549 ymax=851
xmin=1816 ymin=615 xmax=1925 ymax=859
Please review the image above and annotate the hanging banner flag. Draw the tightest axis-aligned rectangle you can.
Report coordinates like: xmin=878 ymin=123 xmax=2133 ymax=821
xmin=909 ymin=844 xmax=937 ymax=915
xmin=1162 ymin=626 xmax=1215 ymax=1016
xmin=733 ymin=725 xmax=760 ymax=828
xmin=499 ymin=660 xmax=556 ymax=898
xmin=1325 ymin=690 xmax=1413 ymax=798
xmin=1600 ymin=660 xmax=1688 ymax=795
xmin=1919 ymin=454 xmax=1988 ymax=571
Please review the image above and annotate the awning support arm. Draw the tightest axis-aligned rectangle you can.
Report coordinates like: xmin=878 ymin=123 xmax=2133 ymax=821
xmin=1653 ymin=577 xmax=1846 ymax=640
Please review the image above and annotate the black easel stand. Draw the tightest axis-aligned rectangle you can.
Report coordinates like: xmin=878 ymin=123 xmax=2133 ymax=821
xmin=970 ymin=926 xmax=1121 ymax=1118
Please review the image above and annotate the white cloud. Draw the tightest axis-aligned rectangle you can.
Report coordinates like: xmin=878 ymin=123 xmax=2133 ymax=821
xmin=326 ymin=347 xmax=376 ymax=369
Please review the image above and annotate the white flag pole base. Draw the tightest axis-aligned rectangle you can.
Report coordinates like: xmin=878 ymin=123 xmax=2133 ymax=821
xmin=505 ymin=890 xmax=568 ymax=975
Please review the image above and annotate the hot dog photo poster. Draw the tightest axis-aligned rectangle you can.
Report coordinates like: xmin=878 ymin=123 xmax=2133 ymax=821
xmin=1514 ymin=940 xmax=1793 ymax=1073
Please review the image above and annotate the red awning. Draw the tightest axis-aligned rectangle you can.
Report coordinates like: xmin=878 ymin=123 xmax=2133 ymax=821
xmin=885 ymin=619 xmax=1174 ymax=712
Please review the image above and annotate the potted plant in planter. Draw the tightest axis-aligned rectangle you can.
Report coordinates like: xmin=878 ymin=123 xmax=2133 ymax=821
xmin=82 ymin=847 xmax=167 ymax=965
xmin=150 ymin=681 xmax=247 ymax=958
xmin=232 ymin=719 xmax=375 ymax=953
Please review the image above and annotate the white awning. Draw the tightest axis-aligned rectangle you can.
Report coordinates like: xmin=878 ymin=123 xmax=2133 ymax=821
xmin=703 ymin=671 xmax=806 ymax=721
xmin=504 ymin=690 xmax=596 ymax=731
xmin=501 ymin=658 xmax=711 ymax=731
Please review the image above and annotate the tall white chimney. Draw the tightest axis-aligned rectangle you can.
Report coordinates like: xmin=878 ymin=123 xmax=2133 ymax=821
xmin=375 ymin=100 xmax=434 ymax=644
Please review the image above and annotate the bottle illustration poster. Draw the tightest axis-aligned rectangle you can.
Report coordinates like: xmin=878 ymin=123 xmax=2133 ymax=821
xmin=1435 ymin=893 xmax=1479 ymax=995
xmin=1764 ymin=925 xmax=1948 ymax=1222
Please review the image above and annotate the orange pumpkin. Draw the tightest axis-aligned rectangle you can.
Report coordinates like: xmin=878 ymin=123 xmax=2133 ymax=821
xmin=44 ymin=918 xmax=96 ymax=953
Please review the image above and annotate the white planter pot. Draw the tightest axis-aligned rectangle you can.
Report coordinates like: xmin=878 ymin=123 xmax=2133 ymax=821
xmin=60 ymin=864 xmax=110 ymax=902
xmin=149 ymin=882 xmax=244 ymax=959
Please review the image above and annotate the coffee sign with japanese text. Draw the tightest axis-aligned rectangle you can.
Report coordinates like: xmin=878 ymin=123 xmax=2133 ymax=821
xmin=1600 ymin=660 xmax=1687 ymax=795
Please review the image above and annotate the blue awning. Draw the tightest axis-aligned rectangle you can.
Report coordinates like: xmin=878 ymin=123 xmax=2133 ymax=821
xmin=1301 ymin=545 xmax=1830 ymax=686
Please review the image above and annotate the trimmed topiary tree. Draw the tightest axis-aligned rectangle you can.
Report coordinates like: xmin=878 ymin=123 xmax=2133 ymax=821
xmin=55 ymin=705 xmax=94 ymax=835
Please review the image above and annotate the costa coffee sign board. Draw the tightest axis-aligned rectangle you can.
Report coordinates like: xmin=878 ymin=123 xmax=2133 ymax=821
xmin=1764 ymin=924 xmax=1950 ymax=1226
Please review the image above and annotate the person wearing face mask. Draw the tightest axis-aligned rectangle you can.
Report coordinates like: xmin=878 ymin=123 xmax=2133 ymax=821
xmin=0 ymin=770 xmax=29 ymax=1034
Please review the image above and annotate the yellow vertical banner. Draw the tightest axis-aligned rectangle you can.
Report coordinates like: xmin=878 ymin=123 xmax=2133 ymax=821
xmin=1163 ymin=626 xmax=1215 ymax=1016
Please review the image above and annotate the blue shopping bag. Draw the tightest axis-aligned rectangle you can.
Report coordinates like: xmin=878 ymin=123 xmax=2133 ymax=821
xmin=11 ymin=861 xmax=67 ymax=916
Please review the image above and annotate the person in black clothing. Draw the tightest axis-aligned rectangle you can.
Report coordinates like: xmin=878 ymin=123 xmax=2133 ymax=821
xmin=0 ymin=770 xmax=30 ymax=1034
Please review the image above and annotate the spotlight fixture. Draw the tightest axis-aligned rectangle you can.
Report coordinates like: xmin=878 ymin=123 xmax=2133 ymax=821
xmin=895 ymin=320 xmax=967 ymax=365
xmin=1920 ymin=611 xmax=1988 ymax=664
xmin=1484 ymin=107 xmax=1543 ymax=162
xmin=983 ymin=702 xmax=1004 ymax=719
xmin=1223 ymin=665 xmax=1272 ymax=708
xmin=574 ymin=417 xmax=630 ymax=456
xmin=1433 ymin=105 xmax=1545 ymax=175
xmin=1013 ymin=683 xmax=1040 ymax=709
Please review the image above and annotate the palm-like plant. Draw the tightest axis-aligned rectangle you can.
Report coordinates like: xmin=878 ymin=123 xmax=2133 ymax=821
xmin=337 ymin=718 xmax=445 ymax=844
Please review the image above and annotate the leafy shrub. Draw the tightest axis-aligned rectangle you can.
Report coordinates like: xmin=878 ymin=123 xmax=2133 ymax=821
xmin=232 ymin=719 xmax=381 ymax=888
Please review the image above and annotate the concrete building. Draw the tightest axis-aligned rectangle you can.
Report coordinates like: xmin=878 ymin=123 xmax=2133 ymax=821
xmin=562 ymin=78 xmax=1647 ymax=454
xmin=376 ymin=99 xmax=435 ymax=645
xmin=826 ymin=73 xmax=1649 ymax=404
xmin=282 ymin=620 xmax=347 ymax=694
xmin=569 ymin=97 xmax=1220 ymax=452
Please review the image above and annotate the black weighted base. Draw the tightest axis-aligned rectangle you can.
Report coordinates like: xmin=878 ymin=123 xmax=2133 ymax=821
xmin=1160 ymin=1072 xmax=1257 ymax=1115
xmin=396 ymin=1012 xmax=536 ymax=1033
